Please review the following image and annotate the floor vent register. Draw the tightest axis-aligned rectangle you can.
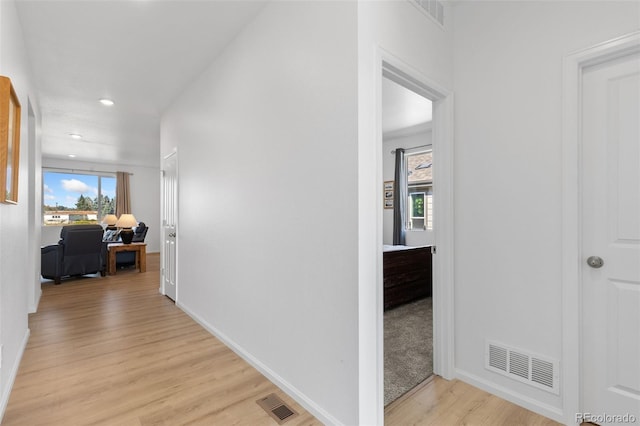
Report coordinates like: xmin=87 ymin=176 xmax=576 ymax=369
xmin=256 ymin=393 xmax=298 ymax=424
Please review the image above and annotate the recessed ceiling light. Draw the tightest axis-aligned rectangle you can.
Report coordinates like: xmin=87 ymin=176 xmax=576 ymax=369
xmin=68 ymin=154 xmax=76 ymax=158
xmin=99 ymin=98 xmax=114 ymax=106
xmin=69 ymin=133 xmax=82 ymax=140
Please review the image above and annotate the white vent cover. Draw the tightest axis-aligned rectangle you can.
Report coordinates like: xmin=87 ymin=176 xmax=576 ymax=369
xmin=485 ymin=340 xmax=559 ymax=394
xmin=409 ymin=0 xmax=445 ymax=27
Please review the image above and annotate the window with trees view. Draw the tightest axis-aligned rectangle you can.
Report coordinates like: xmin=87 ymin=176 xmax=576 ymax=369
xmin=42 ymin=170 xmax=116 ymax=226
xmin=406 ymin=150 xmax=433 ymax=230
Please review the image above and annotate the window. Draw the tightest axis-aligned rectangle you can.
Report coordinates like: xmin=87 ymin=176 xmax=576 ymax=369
xmin=406 ymin=150 xmax=433 ymax=230
xmin=42 ymin=170 xmax=116 ymax=226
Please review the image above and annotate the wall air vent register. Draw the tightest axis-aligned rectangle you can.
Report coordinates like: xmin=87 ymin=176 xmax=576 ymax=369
xmin=409 ymin=0 xmax=445 ymax=27
xmin=485 ymin=340 xmax=559 ymax=395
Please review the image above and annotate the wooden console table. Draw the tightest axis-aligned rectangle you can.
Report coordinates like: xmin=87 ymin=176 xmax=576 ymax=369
xmin=107 ymin=242 xmax=147 ymax=275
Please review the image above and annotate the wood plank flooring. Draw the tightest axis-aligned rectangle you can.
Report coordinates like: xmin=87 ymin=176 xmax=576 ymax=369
xmin=385 ymin=376 xmax=562 ymax=426
xmin=5 ymin=254 xmax=561 ymax=425
xmin=3 ymin=254 xmax=319 ymax=426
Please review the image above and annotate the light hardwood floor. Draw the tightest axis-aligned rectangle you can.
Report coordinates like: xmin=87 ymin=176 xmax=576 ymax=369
xmin=385 ymin=376 xmax=561 ymax=426
xmin=5 ymin=254 xmax=561 ymax=425
xmin=4 ymin=254 xmax=319 ymax=426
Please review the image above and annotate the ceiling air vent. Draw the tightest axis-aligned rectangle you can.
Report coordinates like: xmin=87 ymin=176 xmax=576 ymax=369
xmin=409 ymin=0 xmax=445 ymax=27
xmin=485 ymin=340 xmax=559 ymax=395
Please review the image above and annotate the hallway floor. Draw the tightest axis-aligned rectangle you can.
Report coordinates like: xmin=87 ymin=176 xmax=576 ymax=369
xmin=4 ymin=254 xmax=318 ymax=425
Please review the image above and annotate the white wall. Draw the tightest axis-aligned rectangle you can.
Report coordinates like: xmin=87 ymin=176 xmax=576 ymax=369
xmin=357 ymin=2 xmax=454 ymax=423
xmin=452 ymin=1 xmax=640 ymax=420
xmin=0 ymin=0 xmax=39 ymax=418
xmin=382 ymin=129 xmax=434 ymax=246
xmin=161 ymin=2 xmax=359 ymax=424
xmin=26 ymin=101 xmax=42 ymax=314
xmin=41 ymin=158 xmax=161 ymax=253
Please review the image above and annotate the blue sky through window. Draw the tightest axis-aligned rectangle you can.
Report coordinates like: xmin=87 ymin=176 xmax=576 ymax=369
xmin=43 ymin=172 xmax=116 ymax=209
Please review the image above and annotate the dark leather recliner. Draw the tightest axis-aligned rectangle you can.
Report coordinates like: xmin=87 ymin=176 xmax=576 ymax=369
xmin=116 ymin=223 xmax=148 ymax=267
xmin=41 ymin=225 xmax=106 ymax=284
xmin=132 ymin=223 xmax=148 ymax=243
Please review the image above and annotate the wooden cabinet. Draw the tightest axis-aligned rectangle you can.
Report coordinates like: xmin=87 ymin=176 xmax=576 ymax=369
xmin=383 ymin=246 xmax=432 ymax=310
xmin=107 ymin=243 xmax=146 ymax=275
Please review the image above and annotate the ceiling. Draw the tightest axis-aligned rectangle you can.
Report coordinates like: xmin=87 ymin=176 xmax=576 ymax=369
xmin=16 ymin=0 xmax=266 ymax=168
xmin=16 ymin=1 xmax=431 ymax=169
xmin=381 ymin=77 xmax=432 ymax=136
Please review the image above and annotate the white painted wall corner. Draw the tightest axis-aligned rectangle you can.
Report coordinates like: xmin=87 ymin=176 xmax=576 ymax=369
xmin=0 ymin=329 xmax=30 ymax=423
xmin=176 ymin=301 xmax=343 ymax=426
xmin=455 ymin=368 xmax=564 ymax=424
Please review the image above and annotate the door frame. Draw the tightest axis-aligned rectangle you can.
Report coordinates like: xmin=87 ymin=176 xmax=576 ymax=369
xmin=375 ymin=50 xmax=455 ymax=409
xmin=161 ymin=149 xmax=178 ymax=299
xmin=561 ymin=30 xmax=640 ymax=424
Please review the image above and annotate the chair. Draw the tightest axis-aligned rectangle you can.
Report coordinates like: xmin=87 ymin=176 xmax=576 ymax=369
xmin=41 ymin=225 xmax=106 ymax=284
xmin=116 ymin=223 xmax=149 ymax=268
xmin=132 ymin=222 xmax=148 ymax=243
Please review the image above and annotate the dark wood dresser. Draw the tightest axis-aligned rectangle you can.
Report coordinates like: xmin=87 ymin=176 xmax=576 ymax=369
xmin=383 ymin=246 xmax=432 ymax=310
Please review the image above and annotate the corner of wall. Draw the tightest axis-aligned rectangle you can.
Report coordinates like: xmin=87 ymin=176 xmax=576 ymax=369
xmin=0 ymin=0 xmax=41 ymax=418
xmin=177 ymin=301 xmax=345 ymax=426
xmin=455 ymin=368 xmax=565 ymax=423
xmin=0 ymin=329 xmax=30 ymax=423
xmin=28 ymin=288 xmax=42 ymax=314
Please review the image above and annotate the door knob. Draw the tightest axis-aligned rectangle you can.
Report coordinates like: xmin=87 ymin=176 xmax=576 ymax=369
xmin=586 ymin=256 xmax=604 ymax=268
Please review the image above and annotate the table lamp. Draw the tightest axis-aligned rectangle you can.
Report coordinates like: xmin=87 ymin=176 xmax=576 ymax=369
xmin=115 ymin=214 xmax=137 ymax=244
xmin=102 ymin=214 xmax=118 ymax=230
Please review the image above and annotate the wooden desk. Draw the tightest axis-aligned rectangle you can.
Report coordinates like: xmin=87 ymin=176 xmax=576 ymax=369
xmin=107 ymin=243 xmax=146 ymax=275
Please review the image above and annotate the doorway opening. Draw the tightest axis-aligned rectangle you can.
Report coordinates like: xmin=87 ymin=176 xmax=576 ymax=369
xmin=381 ymin=75 xmax=434 ymax=405
xmin=371 ymin=56 xmax=454 ymax=421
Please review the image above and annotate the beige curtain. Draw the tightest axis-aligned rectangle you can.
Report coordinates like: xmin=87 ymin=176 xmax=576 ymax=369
xmin=115 ymin=171 xmax=131 ymax=216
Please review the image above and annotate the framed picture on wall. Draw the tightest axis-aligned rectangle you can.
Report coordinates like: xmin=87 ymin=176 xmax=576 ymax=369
xmin=0 ymin=76 xmax=21 ymax=204
xmin=384 ymin=180 xmax=394 ymax=209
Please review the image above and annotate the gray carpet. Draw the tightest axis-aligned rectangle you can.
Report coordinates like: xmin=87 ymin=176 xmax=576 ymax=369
xmin=384 ymin=297 xmax=433 ymax=406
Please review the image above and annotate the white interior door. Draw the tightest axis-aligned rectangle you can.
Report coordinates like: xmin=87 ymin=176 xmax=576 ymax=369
xmin=581 ymin=51 xmax=640 ymax=422
xmin=162 ymin=151 xmax=177 ymax=301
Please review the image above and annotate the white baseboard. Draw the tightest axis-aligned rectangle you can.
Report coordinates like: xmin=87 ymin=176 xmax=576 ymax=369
xmin=455 ymin=368 xmax=564 ymax=423
xmin=0 ymin=328 xmax=31 ymax=423
xmin=177 ymin=301 xmax=341 ymax=426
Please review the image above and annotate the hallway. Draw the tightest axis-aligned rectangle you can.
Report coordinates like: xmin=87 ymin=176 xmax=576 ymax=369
xmin=4 ymin=255 xmax=318 ymax=425
xmin=4 ymin=254 xmax=562 ymax=425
